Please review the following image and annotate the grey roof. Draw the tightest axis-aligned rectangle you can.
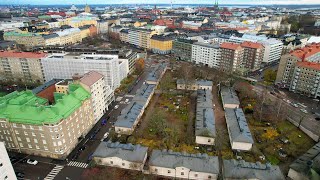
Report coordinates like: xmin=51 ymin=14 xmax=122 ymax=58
xmin=132 ymin=84 xmax=155 ymax=104
xmin=93 ymin=141 xmax=148 ymax=163
xmin=225 ymin=108 xmax=254 ymax=144
xmin=0 ymin=41 xmax=16 ymax=49
xmin=115 ymin=101 xmax=144 ymax=128
xmin=146 ymin=63 xmax=167 ymax=84
xmin=42 ymin=33 xmax=59 ymax=39
xmin=176 ymin=79 xmax=197 ymax=86
xmin=193 ymin=42 xmax=220 ymax=49
xmin=196 ymin=90 xmax=216 ymax=137
xmin=197 ymin=80 xmax=213 ymax=87
xmin=220 ymin=86 xmax=240 ymax=106
xmin=32 ymin=79 xmax=62 ymax=94
xmin=289 ymin=142 xmax=320 ymax=177
xmin=149 ymin=149 xmax=219 ymax=174
xmin=223 ymin=159 xmax=285 ymax=180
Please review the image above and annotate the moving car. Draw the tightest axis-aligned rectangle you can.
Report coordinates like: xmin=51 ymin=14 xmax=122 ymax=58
xmin=114 ymin=105 xmax=119 ymax=109
xmin=27 ymin=159 xmax=38 ymax=165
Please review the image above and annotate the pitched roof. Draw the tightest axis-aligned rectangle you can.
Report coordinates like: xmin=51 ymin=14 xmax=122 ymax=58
xmin=290 ymin=43 xmax=320 ymax=60
xmin=80 ymin=71 xmax=104 ymax=87
xmin=149 ymin=149 xmax=219 ymax=174
xmin=0 ymin=51 xmax=47 ymax=59
xmin=296 ymin=62 xmax=320 ymax=71
xmin=241 ymin=41 xmax=263 ymax=49
xmin=220 ymin=42 xmax=242 ymax=50
xmin=93 ymin=141 xmax=148 ymax=163
xmin=223 ymin=159 xmax=285 ymax=179
xmin=225 ymin=108 xmax=253 ymax=144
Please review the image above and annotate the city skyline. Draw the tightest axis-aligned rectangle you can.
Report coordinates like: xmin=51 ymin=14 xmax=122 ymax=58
xmin=0 ymin=0 xmax=320 ymax=5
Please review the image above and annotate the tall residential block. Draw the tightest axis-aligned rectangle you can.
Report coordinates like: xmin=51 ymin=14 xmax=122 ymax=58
xmin=0 ymin=83 xmax=95 ymax=159
xmin=0 ymin=142 xmax=16 ymax=180
xmin=220 ymin=42 xmax=244 ymax=73
xmin=240 ymin=41 xmax=264 ymax=72
xmin=192 ymin=42 xmax=220 ymax=68
xmin=0 ymin=51 xmax=47 ymax=84
xmin=41 ymin=53 xmax=129 ymax=90
xmin=172 ymin=38 xmax=195 ymax=61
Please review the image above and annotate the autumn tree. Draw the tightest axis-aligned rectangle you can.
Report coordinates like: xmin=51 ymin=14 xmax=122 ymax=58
xmin=135 ymin=58 xmax=145 ymax=74
xmin=264 ymin=69 xmax=277 ymax=83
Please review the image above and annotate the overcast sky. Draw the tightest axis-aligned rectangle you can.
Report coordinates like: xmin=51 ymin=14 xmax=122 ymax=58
xmin=0 ymin=0 xmax=319 ymax=5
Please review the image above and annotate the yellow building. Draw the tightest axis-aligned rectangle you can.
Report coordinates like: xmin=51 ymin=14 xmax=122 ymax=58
xmin=65 ymin=17 xmax=97 ymax=28
xmin=134 ymin=21 xmax=147 ymax=28
xmin=79 ymin=26 xmax=91 ymax=39
xmin=3 ymin=31 xmax=45 ymax=48
xmin=150 ymin=34 xmax=176 ymax=54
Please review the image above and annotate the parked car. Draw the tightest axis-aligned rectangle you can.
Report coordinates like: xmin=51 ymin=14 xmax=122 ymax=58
xmin=101 ymin=119 xmax=107 ymax=126
xmin=16 ymin=172 xmax=25 ymax=179
xmin=27 ymin=159 xmax=38 ymax=165
xmin=114 ymin=105 xmax=119 ymax=109
xmin=125 ymin=99 xmax=129 ymax=103
xmin=103 ymin=132 xmax=109 ymax=139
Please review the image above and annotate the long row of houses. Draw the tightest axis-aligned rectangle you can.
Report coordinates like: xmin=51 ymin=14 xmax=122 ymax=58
xmin=92 ymin=141 xmax=285 ymax=180
xmin=114 ymin=63 xmax=167 ymax=135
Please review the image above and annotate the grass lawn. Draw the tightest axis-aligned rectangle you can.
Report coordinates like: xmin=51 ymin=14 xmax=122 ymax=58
xmin=0 ymin=92 xmax=7 ymax=97
xmin=245 ymin=115 xmax=315 ymax=166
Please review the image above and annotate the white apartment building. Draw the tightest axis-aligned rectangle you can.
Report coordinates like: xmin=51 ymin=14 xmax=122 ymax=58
xmin=0 ymin=142 xmax=16 ymax=180
xmin=42 ymin=53 xmax=129 ymax=90
xmin=128 ymin=29 xmax=140 ymax=47
xmin=192 ymin=42 xmax=221 ymax=68
xmin=80 ymin=71 xmax=114 ymax=122
xmin=228 ymin=34 xmax=283 ymax=63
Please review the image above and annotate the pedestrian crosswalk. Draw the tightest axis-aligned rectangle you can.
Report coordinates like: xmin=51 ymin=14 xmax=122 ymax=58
xmin=44 ymin=165 xmax=64 ymax=180
xmin=67 ymin=161 xmax=88 ymax=168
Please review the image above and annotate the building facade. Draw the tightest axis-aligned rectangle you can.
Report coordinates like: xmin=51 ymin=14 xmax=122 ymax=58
xmin=219 ymin=42 xmax=244 ymax=73
xmin=4 ymin=31 xmax=45 ymax=48
xmin=0 ymin=51 xmax=47 ymax=84
xmin=172 ymin=38 xmax=195 ymax=61
xmin=0 ymin=142 xmax=16 ymax=180
xmin=241 ymin=41 xmax=264 ymax=72
xmin=0 ymin=84 xmax=95 ymax=159
xmin=192 ymin=42 xmax=220 ymax=68
xmin=42 ymin=53 xmax=129 ymax=90
xmin=150 ymin=34 xmax=175 ymax=54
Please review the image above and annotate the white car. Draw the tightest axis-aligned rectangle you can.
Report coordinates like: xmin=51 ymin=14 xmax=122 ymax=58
xmin=27 ymin=159 xmax=38 ymax=165
xmin=103 ymin=132 xmax=109 ymax=138
xmin=300 ymin=109 xmax=308 ymax=114
xmin=125 ymin=99 xmax=129 ymax=103
xmin=114 ymin=105 xmax=119 ymax=109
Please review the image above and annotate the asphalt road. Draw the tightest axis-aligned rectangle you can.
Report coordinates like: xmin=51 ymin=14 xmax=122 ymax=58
xmin=11 ymin=52 xmax=163 ymax=180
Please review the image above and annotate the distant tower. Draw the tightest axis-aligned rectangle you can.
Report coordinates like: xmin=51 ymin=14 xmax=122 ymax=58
xmin=171 ymin=0 xmax=173 ymax=9
xmin=84 ymin=4 xmax=91 ymax=13
xmin=214 ymin=0 xmax=219 ymax=9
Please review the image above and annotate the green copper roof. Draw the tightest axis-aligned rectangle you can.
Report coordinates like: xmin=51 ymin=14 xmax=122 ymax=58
xmin=0 ymin=84 xmax=91 ymax=125
xmin=4 ymin=31 xmax=41 ymax=37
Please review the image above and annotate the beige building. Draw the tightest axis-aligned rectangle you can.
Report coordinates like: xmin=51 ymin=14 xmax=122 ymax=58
xmin=0 ymin=51 xmax=47 ymax=84
xmin=0 ymin=83 xmax=95 ymax=159
xmin=3 ymin=31 xmax=45 ymax=48
xmin=219 ymin=42 xmax=244 ymax=73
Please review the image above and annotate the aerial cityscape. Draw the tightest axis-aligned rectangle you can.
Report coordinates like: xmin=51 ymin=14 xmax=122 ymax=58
xmin=0 ymin=0 xmax=319 ymax=179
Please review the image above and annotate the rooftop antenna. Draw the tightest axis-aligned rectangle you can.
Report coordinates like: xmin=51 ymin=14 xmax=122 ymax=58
xmin=171 ymin=0 xmax=173 ymax=9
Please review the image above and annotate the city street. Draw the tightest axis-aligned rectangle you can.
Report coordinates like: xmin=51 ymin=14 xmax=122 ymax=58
xmin=10 ymin=51 xmax=162 ymax=180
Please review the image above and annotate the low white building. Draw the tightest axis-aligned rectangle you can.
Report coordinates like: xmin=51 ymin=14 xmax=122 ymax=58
xmin=42 ymin=53 xmax=129 ymax=90
xmin=176 ymin=79 xmax=213 ymax=91
xmin=79 ymin=71 xmax=114 ymax=122
xmin=149 ymin=149 xmax=219 ymax=180
xmin=195 ymin=89 xmax=216 ymax=145
xmin=220 ymin=86 xmax=240 ymax=110
xmin=192 ymin=42 xmax=221 ymax=68
xmin=0 ymin=142 xmax=16 ymax=180
xmin=92 ymin=141 xmax=148 ymax=171
xmin=225 ymin=108 xmax=254 ymax=151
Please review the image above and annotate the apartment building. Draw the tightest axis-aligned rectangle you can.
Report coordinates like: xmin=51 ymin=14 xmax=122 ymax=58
xmin=149 ymin=149 xmax=219 ymax=180
xmin=128 ymin=28 xmax=156 ymax=50
xmin=195 ymin=89 xmax=216 ymax=145
xmin=0 ymin=142 xmax=16 ymax=180
xmin=172 ymin=38 xmax=195 ymax=61
xmin=228 ymin=34 xmax=283 ymax=63
xmin=150 ymin=34 xmax=176 ymax=54
xmin=93 ymin=141 xmax=148 ymax=171
xmin=276 ymin=43 xmax=320 ymax=97
xmin=192 ymin=42 xmax=220 ymax=68
xmin=97 ymin=20 xmax=109 ymax=34
xmin=241 ymin=41 xmax=264 ymax=72
xmin=120 ymin=29 xmax=129 ymax=43
xmin=79 ymin=71 xmax=114 ymax=122
xmin=42 ymin=53 xmax=129 ymax=90
xmin=55 ymin=28 xmax=82 ymax=46
xmin=0 ymin=83 xmax=95 ymax=159
xmin=4 ymin=31 xmax=45 ymax=48
xmin=0 ymin=51 xmax=47 ymax=84
xmin=219 ymin=42 xmax=244 ymax=73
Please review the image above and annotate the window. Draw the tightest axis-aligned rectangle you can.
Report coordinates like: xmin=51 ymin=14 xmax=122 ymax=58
xmin=168 ymin=170 xmax=171 ymax=174
xmin=155 ymin=168 xmax=158 ymax=172
xmin=122 ymin=163 xmax=125 ymax=166
xmin=24 ymin=131 xmax=28 ymax=136
xmin=28 ymin=144 xmax=32 ymax=148
xmin=34 ymin=139 xmax=38 ymax=143
xmin=26 ymin=138 xmax=30 ymax=142
xmin=208 ymin=175 xmax=212 ymax=179
xmin=32 ymin=132 xmax=36 ymax=136
xmin=181 ymin=172 xmax=184 ymax=175
xmin=44 ymin=146 xmax=48 ymax=150
xmin=208 ymin=139 xmax=211 ymax=142
xmin=195 ymin=174 xmax=198 ymax=177
xmin=43 ymin=140 xmax=47 ymax=144
xmin=17 ymin=137 xmax=21 ymax=141
xmin=110 ymin=161 xmax=113 ymax=164
xmin=15 ymin=130 xmax=19 ymax=134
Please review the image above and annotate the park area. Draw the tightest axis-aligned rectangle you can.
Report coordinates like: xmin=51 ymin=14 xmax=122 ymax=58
xmin=234 ymin=81 xmax=316 ymax=172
